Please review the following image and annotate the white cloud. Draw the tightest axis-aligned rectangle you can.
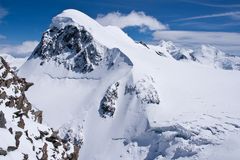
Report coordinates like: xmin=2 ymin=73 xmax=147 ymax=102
xmin=96 ymin=11 xmax=168 ymax=31
xmin=153 ymin=30 xmax=240 ymax=54
xmin=0 ymin=41 xmax=39 ymax=57
xmin=173 ymin=11 xmax=240 ymax=22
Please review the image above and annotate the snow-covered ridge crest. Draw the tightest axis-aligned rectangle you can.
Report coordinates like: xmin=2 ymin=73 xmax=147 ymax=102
xmin=50 ymin=9 xmax=136 ymax=50
xmin=51 ymin=9 xmax=102 ymax=30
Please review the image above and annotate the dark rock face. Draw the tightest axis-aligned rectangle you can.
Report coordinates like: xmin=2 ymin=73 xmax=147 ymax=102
xmin=30 ymin=24 xmax=134 ymax=75
xmin=31 ymin=25 xmax=103 ymax=73
xmin=139 ymin=41 xmax=149 ymax=49
xmin=7 ymin=146 xmax=17 ymax=152
xmin=189 ymin=53 xmax=197 ymax=61
xmin=0 ymin=111 xmax=6 ymax=128
xmin=70 ymin=146 xmax=80 ymax=160
xmin=0 ymin=148 xmax=7 ymax=156
xmin=17 ymin=117 xmax=25 ymax=129
xmin=170 ymin=51 xmax=188 ymax=61
xmin=33 ymin=110 xmax=43 ymax=124
xmin=99 ymin=82 xmax=119 ymax=118
xmin=155 ymin=51 xmax=166 ymax=57
xmin=22 ymin=153 xmax=28 ymax=160
xmin=41 ymin=143 xmax=48 ymax=160
xmin=15 ymin=131 xmax=23 ymax=148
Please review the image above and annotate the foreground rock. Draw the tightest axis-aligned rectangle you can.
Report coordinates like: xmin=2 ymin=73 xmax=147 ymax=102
xmin=0 ymin=57 xmax=80 ymax=159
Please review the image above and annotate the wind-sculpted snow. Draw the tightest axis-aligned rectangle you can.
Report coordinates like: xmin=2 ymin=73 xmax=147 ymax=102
xmin=124 ymin=113 xmax=240 ymax=160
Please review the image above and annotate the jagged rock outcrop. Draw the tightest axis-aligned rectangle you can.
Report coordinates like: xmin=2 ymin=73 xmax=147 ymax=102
xmin=125 ymin=76 xmax=160 ymax=104
xmin=31 ymin=25 xmax=103 ymax=73
xmin=99 ymin=82 xmax=119 ymax=118
xmin=0 ymin=57 xmax=80 ymax=159
xmin=138 ymin=41 xmax=149 ymax=49
xmin=0 ymin=111 xmax=6 ymax=128
xmin=0 ymin=148 xmax=7 ymax=156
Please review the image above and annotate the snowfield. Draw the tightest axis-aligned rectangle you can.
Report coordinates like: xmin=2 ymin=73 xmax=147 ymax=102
xmin=2 ymin=9 xmax=238 ymax=160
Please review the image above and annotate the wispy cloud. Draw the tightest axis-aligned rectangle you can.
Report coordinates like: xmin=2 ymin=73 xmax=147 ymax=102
xmin=153 ymin=30 xmax=240 ymax=54
xmin=0 ymin=6 xmax=8 ymax=21
xmin=181 ymin=0 xmax=240 ymax=8
xmin=96 ymin=11 xmax=168 ymax=32
xmin=0 ymin=34 xmax=6 ymax=39
xmin=177 ymin=21 xmax=240 ymax=30
xmin=173 ymin=11 xmax=240 ymax=22
xmin=0 ymin=41 xmax=38 ymax=57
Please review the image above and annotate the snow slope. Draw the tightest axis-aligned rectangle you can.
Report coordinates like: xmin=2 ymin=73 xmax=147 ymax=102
xmin=17 ymin=9 xmax=240 ymax=160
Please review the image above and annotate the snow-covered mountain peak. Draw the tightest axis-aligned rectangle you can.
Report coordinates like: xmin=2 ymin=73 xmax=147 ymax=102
xmin=199 ymin=44 xmax=226 ymax=58
xmin=51 ymin=9 xmax=102 ymax=31
xmin=151 ymin=40 xmax=194 ymax=60
xmin=159 ymin=40 xmax=175 ymax=49
xmin=24 ymin=9 xmax=133 ymax=78
xmin=193 ymin=44 xmax=240 ymax=70
xmin=51 ymin=9 xmax=135 ymax=49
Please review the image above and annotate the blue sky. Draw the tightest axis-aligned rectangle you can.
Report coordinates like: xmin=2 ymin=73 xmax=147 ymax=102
xmin=0 ymin=0 xmax=240 ymax=56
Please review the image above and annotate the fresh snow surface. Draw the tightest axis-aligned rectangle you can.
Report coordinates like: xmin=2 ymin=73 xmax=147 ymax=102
xmin=17 ymin=9 xmax=240 ymax=160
